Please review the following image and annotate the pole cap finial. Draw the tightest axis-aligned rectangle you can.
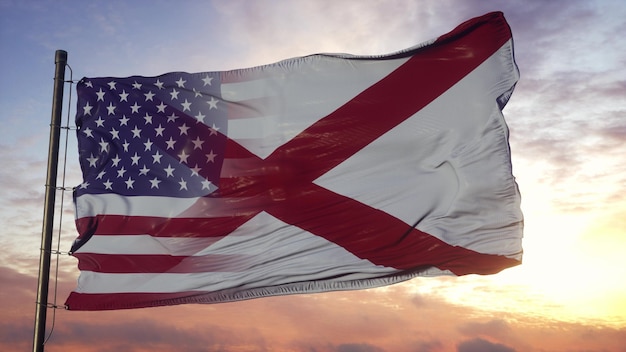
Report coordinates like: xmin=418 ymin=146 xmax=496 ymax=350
xmin=55 ymin=50 xmax=67 ymax=64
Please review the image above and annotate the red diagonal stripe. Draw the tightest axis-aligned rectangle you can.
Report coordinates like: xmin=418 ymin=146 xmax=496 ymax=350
xmin=199 ymin=14 xmax=515 ymax=273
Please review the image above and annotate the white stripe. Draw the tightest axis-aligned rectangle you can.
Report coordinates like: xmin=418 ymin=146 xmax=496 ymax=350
xmin=75 ymin=267 xmax=394 ymax=293
xmin=75 ymin=193 xmax=199 ymax=218
xmin=75 ymin=194 xmax=234 ymax=219
xmin=221 ymin=79 xmax=267 ymax=102
xmin=76 ymin=235 xmax=223 ymax=255
xmin=226 ymin=115 xmax=279 ymax=139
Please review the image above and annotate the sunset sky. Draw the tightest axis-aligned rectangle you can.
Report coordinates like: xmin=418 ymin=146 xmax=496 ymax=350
xmin=1 ymin=1 xmax=625 ymax=351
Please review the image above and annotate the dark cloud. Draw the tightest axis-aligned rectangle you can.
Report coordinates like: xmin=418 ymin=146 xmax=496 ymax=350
xmin=457 ymin=338 xmax=516 ymax=352
xmin=48 ymin=317 xmax=267 ymax=352
xmin=0 ymin=320 xmax=31 ymax=350
xmin=336 ymin=343 xmax=385 ymax=352
xmin=458 ymin=320 xmax=512 ymax=340
xmin=412 ymin=339 xmax=444 ymax=352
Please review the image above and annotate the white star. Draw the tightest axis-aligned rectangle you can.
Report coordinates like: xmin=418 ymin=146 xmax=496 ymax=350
xmin=169 ymin=88 xmax=179 ymax=100
xmin=122 ymin=140 xmax=130 ymax=152
xmin=84 ymin=80 xmax=93 ymax=88
xmin=149 ymin=177 xmax=161 ymax=189
xmin=119 ymin=115 xmax=130 ymax=126
xmin=164 ymin=164 xmax=175 ymax=177
xmin=143 ymin=139 xmax=153 ymax=151
xmin=190 ymin=164 xmax=201 ymax=177
xmin=143 ymin=112 xmax=153 ymax=124
xmin=152 ymin=151 xmax=163 ymax=164
xmin=79 ymin=181 xmax=90 ymax=189
xmin=144 ymin=91 xmax=155 ymax=101
xmin=111 ymin=154 xmax=121 ymax=167
xmin=130 ymin=102 xmax=141 ymax=113
xmin=165 ymin=137 xmax=176 ymax=150
xmin=154 ymin=124 xmax=165 ymax=136
xmin=154 ymin=79 xmax=164 ymax=90
xmin=110 ymin=128 xmax=120 ymax=139
xmin=103 ymin=179 xmax=113 ymax=190
xmin=82 ymin=127 xmax=94 ymax=138
xmin=117 ymin=166 xmax=127 ymax=178
xmin=106 ymin=102 xmax=116 ymax=115
xmin=202 ymin=75 xmax=213 ymax=86
xmin=201 ymin=179 xmax=212 ymax=190
xmin=167 ymin=113 xmax=179 ymax=122
xmin=205 ymin=150 xmax=217 ymax=163
xmin=96 ymin=171 xmax=106 ymax=179
xmin=207 ymin=96 xmax=218 ymax=109
xmin=119 ymin=90 xmax=129 ymax=102
xmin=175 ymin=77 xmax=186 ymax=88
xmin=156 ymin=102 xmax=167 ymax=113
xmin=139 ymin=165 xmax=150 ymax=176
xmin=131 ymin=126 xmax=142 ymax=138
xmin=193 ymin=88 xmax=202 ymax=97
xmin=132 ymin=81 xmax=142 ymax=90
xmin=192 ymin=137 xmax=204 ymax=149
xmin=107 ymin=81 xmax=117 ymax=90
xmin=178 ymin=178 xmax=188 ymax=190
xmin=178 ymin=123 xmax=189 ymax=135
xmin=178 ymin=150 xmax=189 ymax=164
xmin=95 ymin=116 xmax=105 ymax=127
xmin=87 ymin=153 xmax=98 ymax=167
xmin=99 ymin=138 xmax=109 ymax=153
xmin=194 ymin=111 xmax=206 ymax=123
xmin=181 ymin=99 xmax=191 ymax=112
xmin=83 ymin=102 xmax=93 ymax=116
xmin=209 ymin=123 xmax=219 ymax=136
xmin=96 ymin=88 xmax=106 ymax=101
xmin=125 ymin=177 xmax=135 ymax=189
xmin=130 ymin=152 xmax=141 ymax=165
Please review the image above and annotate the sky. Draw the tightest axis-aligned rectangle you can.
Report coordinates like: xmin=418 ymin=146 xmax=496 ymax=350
xmin=1 ymin=0 xmax=625 ymax=351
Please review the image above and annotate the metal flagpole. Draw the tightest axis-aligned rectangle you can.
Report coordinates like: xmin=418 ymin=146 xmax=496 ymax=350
xmin=33 ymin=49 xmax=67 ymax=352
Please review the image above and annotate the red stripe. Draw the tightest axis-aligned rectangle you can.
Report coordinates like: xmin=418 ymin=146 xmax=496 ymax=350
xmin=75 ymin=214 xmax=254 ymax=238
xmin=75 ymin=253 xmax=253 ymax=273
xmin=66 ymin=291 xmax=226 ymax=310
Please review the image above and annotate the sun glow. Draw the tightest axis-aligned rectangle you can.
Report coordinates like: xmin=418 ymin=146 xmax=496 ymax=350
xmin=404 ymin=191 xmax=626 ymax=328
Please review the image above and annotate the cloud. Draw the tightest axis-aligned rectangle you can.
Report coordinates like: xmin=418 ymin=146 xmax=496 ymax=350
xmin=336 ymin=343 xmax=385 ymax=352
xmin=0 ymin=320 xmax=31 ymax=351
xmin=49 ymin=317 xmax=266 ymax=352
xmin=492 ymin=0 xmax=626 ymax=215
xmin=458 ymin=320 xmax=512 ymax=340
xmin=457 ymin=338 xmax=516 ymax=352
xmin=412 ymin=339 xmax=444 ymax=352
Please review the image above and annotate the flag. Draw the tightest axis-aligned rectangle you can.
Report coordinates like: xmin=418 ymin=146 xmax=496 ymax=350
xmin=66 ymin=12 xmax=523 ymax=310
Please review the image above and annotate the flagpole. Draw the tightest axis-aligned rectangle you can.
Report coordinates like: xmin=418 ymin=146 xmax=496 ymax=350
xmin=33 ymin=49 xmax=67 ymax=352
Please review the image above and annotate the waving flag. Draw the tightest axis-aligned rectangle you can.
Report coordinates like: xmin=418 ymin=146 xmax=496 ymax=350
xmin=66 ymin=12 xmax=523 ymax=310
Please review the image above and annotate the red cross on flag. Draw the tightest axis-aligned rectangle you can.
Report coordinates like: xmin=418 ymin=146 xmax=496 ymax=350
xmin=66 ymin=11 xmax=523 ymax=310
